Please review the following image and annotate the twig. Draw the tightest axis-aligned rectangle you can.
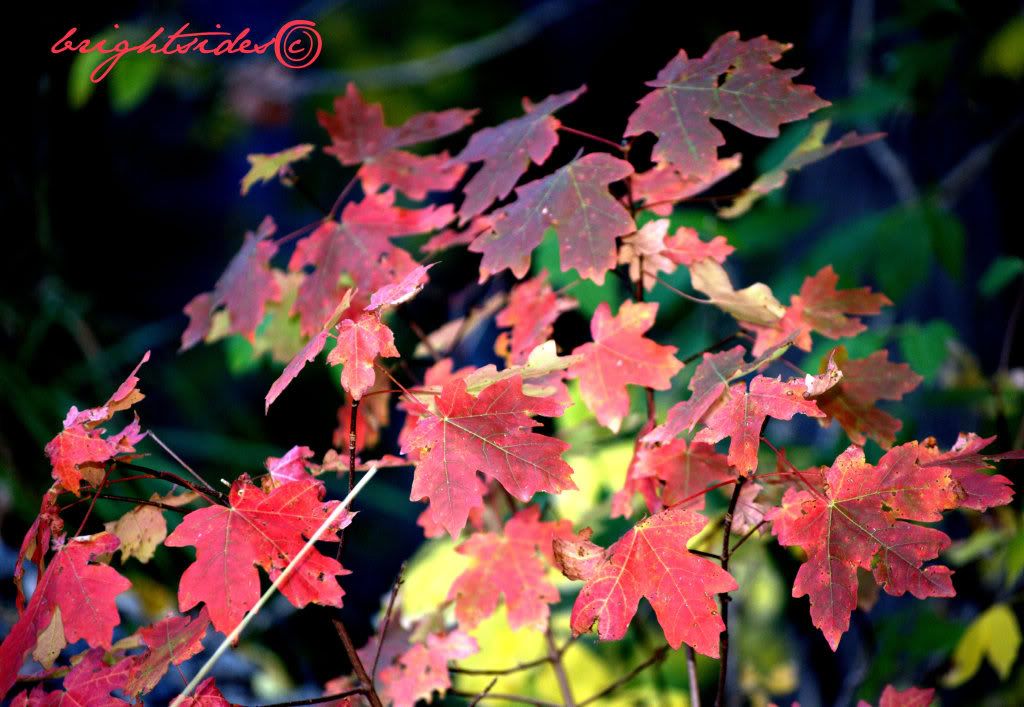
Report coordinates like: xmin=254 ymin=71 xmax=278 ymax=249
xmin=448 ymin=690 xmax=560 ymax=707
xmin=407 ymin=319 xmax=441 ymax=362
xmin=546 ymin=627 xmax=576 ymax=706
xmin=689 ymin=549 xmax=722 ymax=561
xmin=470 ymin=678 xmax=499 ymax=706
xmin=681 ymin=333 xmax=742 ymax=366
xmin=686 ymin=646 xmax=702 ymax=707
xmin=578 ymin=645 xmax=671 ymax=705
xmin=333 ymin=619 xmax=384 ymax=707
xmin=328 ymin=173 xmax=360 ymax=220
xmin=559 ymin=125 xmax=626 ymax=154
xmin=170 ymin=465 xmax=380 ymax=706
xmin=653 ymin=275 xmax=714 ymax=304
xmin=371 ymin=563 xmax=407 ymax=681
xmin=253 ymin=688 xmax=368 ymax=707
xmin=74 ymin=464 xmax=112 ymax=536
xmin=113 ymin=460 xmax=226 ymax=505
xmin=451 ymin=655 xmax=552 ymax=676
xmin=91 ymin=493 xmax=190 ymax=514
xmin=730 ymin=520 xmax=766 ymax=555
xmin=148 ymin=429 xmax=216 ymax=492
xmin=714 ymin=476 xmax=746 ymax=707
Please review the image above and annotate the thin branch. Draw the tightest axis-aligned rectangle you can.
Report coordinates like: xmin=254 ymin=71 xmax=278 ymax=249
xmin=546 ymin=627 xmax=576 ymax=706
xmin=730 ymin=520 xmax=766 ymax=555
xmin=715 ymin=476 xmax=746 ymax=707
xmin=686 ymin=646 xmax=702 ymax=707
xmin=328 ymin=173 xmax=361 ymax=220
xmin=407 ymin=319 xmax=441 ymax=362
xmin=148 ymin=430 xmax=216 ymax=492
xmin=92 ymin=493 xmax=191 ymax=514
xmin=170 ymin=465 xmax=380 ymax=706
xmin=559 ymin=125 xmax=625 ymax=154
xmin=470 ymin=678 xmax=499 ymax=706
xmin=578 ymin=645 xmax=671 ymax=706
xmin=653 ymin=275 xmax=714 ymax=304
xmin=371 ymin=563 xmax=407 ymax=681
xmin=74 ymin=464 xmax=112 ymax=536
xmin=689 ymin=549 xmax=722 ymax=561
xmin=112 ymin=460 xmax=226 ymax=505
xmin=451 ymin=655 xmax=552 ymax=676
xmin=333 ymin=619 xmax=384 ymax=707
xmin=681 ymin=332 xmax=742 ymax=366
xmin=999 ymin=280 xmax=1024 ymax=373
xmin=253 ymin=688 xmax=368 ymax=707
xmin=448 ymin=690 xmax=560 ymax=707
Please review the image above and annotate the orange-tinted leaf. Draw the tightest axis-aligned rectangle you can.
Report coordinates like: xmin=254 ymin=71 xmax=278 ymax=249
xmin=403 ymin=376 xmax=575 ymax=538
xmin=569 ymin=301 xmax=682 ymax=433
xmin=448 ymin=506 xmax=573 ymax=631
xmin=558 ymin=507 xmax=738 ymax=656
xmin=456 ymin=86 xmax=585 ymax=220
xmin=917 ymin=433 xmax=1018 ymax=511
xmin=470 ymin=153 xmax=635 ymax=283
xmin=495 ymin=271 xmax=576 ymax=364
xmin=165 ymin=477 xmax=352 ymax=634
xmin=625 ymin=32 xmax=828 ymax=179
xmin=768 ymin=444 xmax=961 ymax=650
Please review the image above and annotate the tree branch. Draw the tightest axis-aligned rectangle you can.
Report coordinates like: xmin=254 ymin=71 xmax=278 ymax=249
xmin=715 ymin=475 xmax=746 ymax=707
xmin=546 ymin=627 xmax=576 ymax=706
xmin=578 ymin=645 xmax=671 ymax=706
xmin=333 ymin=619 xmax=383 ymax=707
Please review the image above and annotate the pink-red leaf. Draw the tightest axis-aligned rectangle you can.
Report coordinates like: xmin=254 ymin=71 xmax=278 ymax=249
xmin=126 ymin=609 xmax=210 ymax=697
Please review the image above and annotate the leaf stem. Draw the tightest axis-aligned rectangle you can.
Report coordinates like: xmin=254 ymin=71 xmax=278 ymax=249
xmin=715 ymin=476 xmax=746 ymax=707
xmin=371 ymin=562 xmax=407 ymax=681
xmin=333 ymin=618 xmax=384 ymax=707
xmin=558 ymin=125 xmax=626 ymax=153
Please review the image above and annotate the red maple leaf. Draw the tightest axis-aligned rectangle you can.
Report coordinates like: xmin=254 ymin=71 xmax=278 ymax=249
xmin=178 ymin=677 xmax=232 ymax=706
xmin=470 ymin=153 xmax=635 ymax=283
xmin=448 ymin=505 xmax=573 ymax=631
xmin=181 ymin=216 xmax=281 ymax=349
xmin=378 ymin=631 xmax=477 ymax=707
xmin=126 ymin=609 xmax=210 ymax=697
xmin=165 ymin=476 xmax=353 ymax=634
xmin=745 ymin=266 xmax=891 ymax=355
xmin=917 ymin=433 xmax=1019 ymax=511
xmin=402 ymin=376 xmax=575 ymax=538
xmin=815 ymin=347 xmax=922 ymax=448
xmin=663 ymin=226 xmax=734 ymax=266
xmin=768 ymin=444 xmax=961 ymax=650
xmin=45 ymin=352 xmax=149 ymax=495
xmin=0 ymin=533 xmax=131 ymax=700
xmin=569 ymin=301 xmax=683 ymax=433
xmin=455 ymin=86 xmax=585 ymax=221
xmin=12 ymin=646 xmax=134 ymax=706
xmin=625 ymin=33 xmax=828 ymax=179
xmin=632 ymin=157 xmax=742 ymax=215
xmin=359 ymin=150 xmax=467 ymax=200
xmin=494 ymin=271 xmax=576 ymax=364
xmin=367 ymin=263 xmax=434 ymax=312
xmin=556 ymin=507 xmax=738 ymax=656
xmin=695 ymin=374 xmax=824 ymax=474
xmin=326 ymin=313 xmax=400 ymax=400
xmin=266 ymin=445 xmax=317 ymax=485
xmin=636 ymin=438 xmax=734 ymax=509
xmin=859 ymin=684 xmax=935 ymax=707
xmin=318 ymin=83 xmax=475 ymax=165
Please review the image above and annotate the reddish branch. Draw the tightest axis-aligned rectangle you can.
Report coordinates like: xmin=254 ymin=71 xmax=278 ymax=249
xmin=332 ymin=619 xmax=383 ymax=707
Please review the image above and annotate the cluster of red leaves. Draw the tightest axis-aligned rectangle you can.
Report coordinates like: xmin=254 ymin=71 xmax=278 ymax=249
xmin=6 ymin=31 xmax=1022 ymax=707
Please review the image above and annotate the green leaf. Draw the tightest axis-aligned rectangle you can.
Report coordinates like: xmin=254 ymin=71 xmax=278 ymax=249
xmin=944 ymin=604 xmax=1022 ymax=686
xmin=108 ymin=51 xmax=162 ymax=112
xmin=980 ymin=256 xmax=1024 ymax=298
xmin=899 ymin=320 xmax=955 ymax=382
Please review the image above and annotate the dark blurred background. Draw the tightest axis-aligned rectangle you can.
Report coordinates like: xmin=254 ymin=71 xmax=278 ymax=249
xmin=4 ymin=0 xmax=1024 ymax=705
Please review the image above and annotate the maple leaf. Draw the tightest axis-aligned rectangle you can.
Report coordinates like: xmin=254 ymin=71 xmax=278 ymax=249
xmin=494 ymin=271 xmax=576 ymax=364
xmin=633 ymin=156 xmax=741 ymax=215
xmin=367 ymin=263 xmax=434 ymax=311
xmin=104 ymin=501 xmax=167 ymax=564
xmin=557 ymin=507 xmax=738 ymax=656
xmin=569 ymin=301 xmax=683 ymax=433
xmin=455 ymin=86 xmax=585 ymax=220
xmin=663 ymin=227 xmax=734 ymax=266
xmin=178 ymin=677 xmax=232 ymax=706
xmin=636 ymin=438 xmax=734 ymax=508
xmin=617 ymin=219 xmax=678 ymax=291
xmin=45 ymin=351 xmax=150 ymax=495
xmin=470 ymin=153 xmax=635 ymax=283
xmin=0 ymin=533 xmax=131 ymax=700
xmin=12 ymin=646 xmax=134 ymax=706
xmin=15 ymin=490 xmax=63 ymax=611
xmin=318 ymin=82 xmax=476 ymax=165
xmin=720 ymin=121 xmax=883 ymax=218
xmin=688 ymin=258 xmax=785 ymax=326
xmin=745 ymin=266 xmax=891 ymax=355
xmin=402 ymin=375 xmax=575 ymax=538
xmin=240 ymin=143 xmax=314 ymax=196
xmin=326 ymin=313 xmax=400 ymax=400
xmin=814 ymin=347 xmax=922 ymax=448
xmin=359 ymin=150 xmax=466 ymax=200
xmin=448 ymin=505 xmax=573 ymax=631
xmin=858 ymin=684 xmax=935 ymax=707
xmin=625 ymin=32 xmax=828 ymax=179
xmin=917 ymin=433 xmax=1019 ymax=511
xmin=126 ymin=609 xmax=210 ymax=697
xmin=181 ymin=217 xmax=281 ymax=348
xmin=266 ymin=445 xmax=317 ymax=485
xmin=397 ymin=358 xmax=472 ymax=449
xmin=768 ymin=444 xmax=961 ymax=650
xmin=695 ymin=374 xmax=824 ymax=474
xmin=378 ymin=631 xmax=478 ymax=707
xmin=165 ymin=476 xmax=353 ymax=634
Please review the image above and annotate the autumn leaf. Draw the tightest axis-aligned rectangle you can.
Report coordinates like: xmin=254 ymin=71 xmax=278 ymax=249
xmin=179 ymin=677 xmax=232 ymax=706
xmin=569 ymin=301 xmax=683 ymax=433
xmin=181 ymin=216 xmax=281 ymax=348
xmin=768 ymin=444 xmax=961 ymax=650
xmin=625 ymin=32 xmax=828 ymax=179
xmin=688 ymin=258 xmax=785 ymax=326
xmin=720 ymin=121 xmax=882 ymax=218
xmin=745 ymin=266 xmax=891 ymax=355
xmin=326 ymin=313 xmax=400 ymax=400
xmin=402 ymin=375 xmax=575 ymax=538
xmin=663 ymin=227 xmax=734 ymax=266
xmin=695 ymin=374 xmax=824 ymax=474
xmin=13 ymin=646 xmax=134 ymax=706
xmin=266 ymin=445 xmax=317 ymax=485
xmin=470 ymin=153 xmax=635 ymax=283
xmin=165 ymin=476 xmax=353 ymax=634
xmin=126 ymin=609 xmax=210 ymax=697
xmin=359 ymin=150 xmax=467 ymax=200
xmin=632 ymin=156 xmax=742 ymax=215
xmin=917 ymin=433 xmax=1019 ymax=511
xmin=378 ymin=631 xmax=478 ymax=707
xmin=367 ymin=263 xmax=434 ymax=311
xmin=557 ymin=507 xmax=738 ymax=656
xmin=0 ymin=533 xmax=131 ymax=700
xmin=240 ymin=143 xmax=314 ymax=196
xmin=814 ymin=347 xmax=922 ymax=448
xmin=636 ymin=438 xmax=734 ymax=509
xmin=456 ymin=86 xmax=585 ymax=220
xmin=105 ymin=501 xmax=167 ymax=564
xmin=858 ymin=685 xmax=935 ymax=707
xmin=494 ymin=270 xmax=576 ymax=364
xmin=318 ymin=82 xmax=476 ymax=165
xmin=448 ymin=505 xmax=573 ymax=631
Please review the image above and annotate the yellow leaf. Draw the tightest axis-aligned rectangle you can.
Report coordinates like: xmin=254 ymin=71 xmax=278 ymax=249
xmin=944 ymin=603 xmax=1021 ymax=686
xmin=688 ymin=259 xmax=784 ymax=326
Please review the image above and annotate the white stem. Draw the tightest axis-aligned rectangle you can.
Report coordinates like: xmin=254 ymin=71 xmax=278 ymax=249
xmin=170 ymin=465 xmax=379 ymax=705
